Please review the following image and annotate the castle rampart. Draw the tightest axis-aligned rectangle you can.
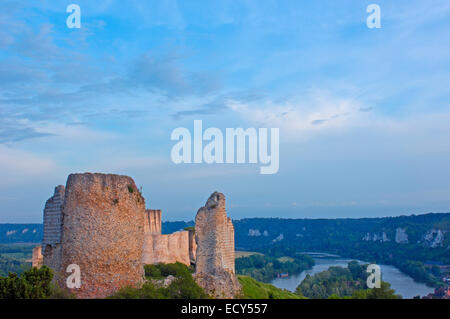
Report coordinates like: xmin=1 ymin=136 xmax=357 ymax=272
xmin=39 ymin=174 xmax=237 ymax=299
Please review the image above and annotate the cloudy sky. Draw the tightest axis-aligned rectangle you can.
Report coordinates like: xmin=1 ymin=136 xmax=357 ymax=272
xmin=1 ymin=0 xmax=450 ymax=222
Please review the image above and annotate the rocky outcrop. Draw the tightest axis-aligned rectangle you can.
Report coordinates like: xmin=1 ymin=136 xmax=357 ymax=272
xmin=194 ymin=192 xmax=241 ymax=298
xmin=272 ymin=234 xmax=284 ymax=242
xmin=58 ymin=173 xmax=146 ymax=298
xmin=362 ymin=232 xmax=390 ymax=242
xmin=248 ymin=229 xmax=269 ymax=237
xmin=423 ymin=229 xmax=446 ymax=248
xmin=248 ymin=229 xmax=261 ymax=236
xmin=395 ymin=227 xmax=409 ymax=244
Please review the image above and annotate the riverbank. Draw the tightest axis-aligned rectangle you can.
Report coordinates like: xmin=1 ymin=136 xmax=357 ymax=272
xmin=270 ymin=256 xmax=435 ymax=299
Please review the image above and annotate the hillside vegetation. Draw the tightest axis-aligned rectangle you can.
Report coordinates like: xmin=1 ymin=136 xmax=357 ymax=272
xmin=235 ymin=252 xmax=314 ymax=283
xmin=238 ymin=275 xmax=304 ymax=299
xmin=110 ymin=262 xmax=208 ymax=299
xmin=296 ymin=261 xmax=401 ymax=299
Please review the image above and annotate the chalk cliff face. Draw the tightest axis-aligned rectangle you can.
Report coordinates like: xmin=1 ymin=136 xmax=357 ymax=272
xmin=395 ymin=227 xmax=409 ymax=244
xmin=59 ymin=173 xmax=146 ymax=298
xmin=194 ymin=192 xmax=241 ymax=298
xmin=362 ymin=232 xmax=390 ymax=242
xmin=423 ymin=229 xmax=446 ymax=248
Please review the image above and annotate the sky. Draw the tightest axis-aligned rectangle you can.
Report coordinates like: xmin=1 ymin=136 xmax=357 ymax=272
xmin=0 ymin=0 xmax=450 ymax=222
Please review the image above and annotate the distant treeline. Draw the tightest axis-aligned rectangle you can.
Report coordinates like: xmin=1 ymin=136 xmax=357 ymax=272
xmin=236 ymin=251 xmax=314 ymax=283
xmin=3 ymin=213 xmax=448 ymax=247
xmin=0 ymin=221 xmax=195 ymax=243
xmin=232 ymin=213 xmax=450 ymax=287
xmin=297 ymin=261 xmax=401 ymax=299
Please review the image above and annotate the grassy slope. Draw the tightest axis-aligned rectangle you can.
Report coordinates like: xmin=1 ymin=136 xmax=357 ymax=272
xmin=238 ymin=275 xmax=304 ymax=299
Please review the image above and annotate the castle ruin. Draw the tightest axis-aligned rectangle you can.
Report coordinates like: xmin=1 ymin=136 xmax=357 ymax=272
xmin=142 ymin=209 xmax=195 ymax=266
xmin=33 ymin=173 xmax=239 ymax=298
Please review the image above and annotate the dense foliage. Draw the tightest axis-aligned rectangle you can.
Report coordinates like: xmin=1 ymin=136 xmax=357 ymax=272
xmin=350 ymin=282 xmax=400 ymax=299
xmin=236 ymin=252 xmax=314 ymax=283
xmin=110 ymin=262 xmax=208 ymax=299
xmin=0 ymin=244 xmax=34 ymax=276
xmin=0 ymin=266 xmax=53 ymax=299
xmin=0 ymin=255 xmax=30 ymax=277
xmin=233 ymin=213 xmax=450 ymax=287
xmin=296 ymin=262 xmax=401 ymax=299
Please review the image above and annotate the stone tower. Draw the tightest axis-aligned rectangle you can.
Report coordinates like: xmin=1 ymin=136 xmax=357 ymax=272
xmin=142 ymin=209 xmax=191 ymax=266
xmin=58 ymin=173 xmax=146 ymax=298
xmin=42 ymin=185 xmax=65 ymax=274
xmin=194 ymin=192 xmax=241 ymax=298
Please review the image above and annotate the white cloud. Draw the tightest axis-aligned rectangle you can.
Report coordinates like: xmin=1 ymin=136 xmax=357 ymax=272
xmin=227 ymin=89 xmax=369 ymax=140
xmin=0 ymin=145 xmax=59 ymax=186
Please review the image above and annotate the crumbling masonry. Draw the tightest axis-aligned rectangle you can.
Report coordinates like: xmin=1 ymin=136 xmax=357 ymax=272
xmin=33 ymin=173 xmax=239 ymax=298
xmin=194 ymin=192 xmax=242 ymax=298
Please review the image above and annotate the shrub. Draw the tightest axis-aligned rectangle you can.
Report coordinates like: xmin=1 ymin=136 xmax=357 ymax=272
xmin=157 ymin=262 xmax=191 ymax=277
xmin=144 ymin=264 xmax=162 ymax=279
xmin=0 ymin=266 xmax=53 ymax=299
xmin=112 ymin=263 xmax=208 ymax=299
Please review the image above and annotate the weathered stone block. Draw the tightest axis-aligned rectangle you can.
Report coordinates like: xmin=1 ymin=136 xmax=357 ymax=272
xmin=144 ymin=209 xmax=162 ymax=234
xmin=142 ymin=231 xmax=190 ymax=266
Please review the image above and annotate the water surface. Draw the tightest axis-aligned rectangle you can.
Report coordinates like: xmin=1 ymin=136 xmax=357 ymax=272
xmin=270 ymin=257 xmax=434 ymax=299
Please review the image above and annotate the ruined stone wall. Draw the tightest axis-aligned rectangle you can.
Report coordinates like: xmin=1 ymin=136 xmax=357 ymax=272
xmin=42 ymin=185 xmax=65 ymax=273
xmin=32 ymin=246 xmax=43 ymax=268
xmin=145 ymin=209 xmax=162 ymax=234
xmin=194 ymin=192 xmax=241 ymax=298
xmin=142 ymin=231 xmax=190 ymax=266
xmin=223 ymin=217 xmax=235 ymax=273
xmin=59 ymin=173 xmax=146 ymax=298
xmin=42 ymin=185 xmax=65 ymax=247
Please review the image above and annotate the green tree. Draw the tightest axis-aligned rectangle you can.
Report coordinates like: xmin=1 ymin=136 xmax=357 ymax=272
xmin=0 ymin=266 xmax=53 ymax=299
xmin=366 ymin=282 xmax=401 ymax=299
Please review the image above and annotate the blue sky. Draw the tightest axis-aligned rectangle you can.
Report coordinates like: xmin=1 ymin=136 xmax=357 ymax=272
xmin=1 ymin=0 xmax=450 ymax=222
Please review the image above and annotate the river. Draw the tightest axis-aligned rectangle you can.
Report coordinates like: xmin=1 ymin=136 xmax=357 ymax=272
xmin=270 ymin=255 xmax=435 ymax=299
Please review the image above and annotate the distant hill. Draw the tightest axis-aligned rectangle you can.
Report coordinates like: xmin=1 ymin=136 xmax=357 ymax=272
xmin=1 ymin=212 xmax=449 ymax=286
xmin=2 ymin=213 xmax=449 ymax=254
xmin=232 ymin=213 xmax=450 ymax=287
xmin=233 ymin=213 xmax=450 ymax=253
xmin=0 ymin=224 xmax=42 ymax=243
